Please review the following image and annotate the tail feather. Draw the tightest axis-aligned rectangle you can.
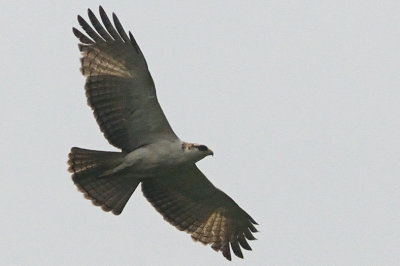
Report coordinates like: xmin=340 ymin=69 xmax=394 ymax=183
xmin=68 ymin=147 xmax=139 ymax=215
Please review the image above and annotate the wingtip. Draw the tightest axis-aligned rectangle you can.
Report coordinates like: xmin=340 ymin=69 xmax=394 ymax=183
xmin=99 ymin=5 xmax=107 ymax=17
xmin=129 ymin=31 xmax=134 ymax=41
xmin=238 ymin=235 xmax=252 ymax=251
xmin=249 ymin=222 xmax=259 ymax=233
xmin=112 ymin=12 xmax=119 ymax=24
xmin=234 ymin=250 xmax=244 ymax=259
xmin=77 ymin=15 xmax=85 ymax=26
xmin=248 ymin=214 xmax=258 ymax=225
xmin=87 ymin=8 xmax=94 ymax=17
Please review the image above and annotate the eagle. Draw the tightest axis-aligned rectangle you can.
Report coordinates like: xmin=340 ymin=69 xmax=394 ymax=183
xmin=68 ymin=6 xmax=258 ymax=260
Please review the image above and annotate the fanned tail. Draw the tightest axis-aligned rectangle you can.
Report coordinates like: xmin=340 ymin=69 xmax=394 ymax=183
xmin=68 ymin=147 xmax=139 ymax=215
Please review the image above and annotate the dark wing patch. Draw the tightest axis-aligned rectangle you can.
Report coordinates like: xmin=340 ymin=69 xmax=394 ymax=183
xmin=73 ymin=6 xmax=177 ymax=152
xmin=141 ymin=165 xmax=258 ymax=260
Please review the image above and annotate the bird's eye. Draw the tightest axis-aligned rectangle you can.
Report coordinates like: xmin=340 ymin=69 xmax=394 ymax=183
xmin=197 ymin=145 xmax=208 ymax=151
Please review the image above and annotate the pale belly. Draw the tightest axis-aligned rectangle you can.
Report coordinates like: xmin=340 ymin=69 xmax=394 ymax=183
xmin=113 ymin=141 xmax=187 ymax=178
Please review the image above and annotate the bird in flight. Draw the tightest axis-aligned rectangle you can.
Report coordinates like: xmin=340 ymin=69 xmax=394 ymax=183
xmin=68 ymin=6 xmax=258 ymax=260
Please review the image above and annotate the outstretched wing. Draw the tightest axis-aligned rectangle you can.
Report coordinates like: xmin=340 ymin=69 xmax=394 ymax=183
xmin=141 ymin=165 xmax=258 ymax=260
xmin=73 ymin=6 xmax=178 ymax=152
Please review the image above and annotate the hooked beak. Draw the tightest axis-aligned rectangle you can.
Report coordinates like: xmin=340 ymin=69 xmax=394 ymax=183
xmin=208 ymin=149 xmax=214 ymax=156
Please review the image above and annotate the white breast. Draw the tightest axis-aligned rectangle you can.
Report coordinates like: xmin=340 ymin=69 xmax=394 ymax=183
xmin=115 ymin=140 xmax=185 ymax=174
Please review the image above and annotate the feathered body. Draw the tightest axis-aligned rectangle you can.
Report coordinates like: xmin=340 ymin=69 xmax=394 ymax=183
xmin=69 ymin=6 xmax=258 ymax=261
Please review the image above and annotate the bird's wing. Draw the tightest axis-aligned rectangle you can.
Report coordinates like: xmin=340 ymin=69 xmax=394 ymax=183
xmin=73 ymin=6 xmax=178 ymax=152
xmin=141 ymin=165 xmax=258 ymax=260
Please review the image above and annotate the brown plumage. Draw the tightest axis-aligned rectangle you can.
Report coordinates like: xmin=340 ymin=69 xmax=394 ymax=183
xmin=69 ymin=6 xmax=258 ymax=260
xmin=141 ymin=165 xmax=258 ymax=260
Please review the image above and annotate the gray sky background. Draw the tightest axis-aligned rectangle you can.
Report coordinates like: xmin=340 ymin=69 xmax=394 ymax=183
xmin=1 ymin=1 xmax=399 ymax=265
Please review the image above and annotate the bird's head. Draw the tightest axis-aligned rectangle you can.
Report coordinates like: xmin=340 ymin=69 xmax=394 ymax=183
xmin=182 ymin=142 xmax=214 ymax=162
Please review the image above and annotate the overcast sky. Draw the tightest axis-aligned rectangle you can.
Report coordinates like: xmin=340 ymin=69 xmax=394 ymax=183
xmin=1 ymin=1 xmax=400 ymax=265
